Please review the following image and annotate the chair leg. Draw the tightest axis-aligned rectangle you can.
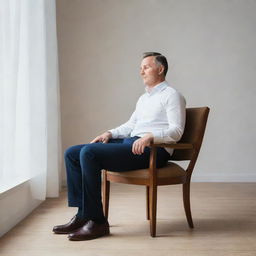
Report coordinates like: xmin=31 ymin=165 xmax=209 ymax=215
xmin=149 ymin=185 xmax=157 ymax=237
xmin=102 ymin=170 xmax=110 ymax=220
xmin=146 ymin=186 xmax=150 ymax=220
xmin=183 ymin=182 xmax=194 ymax=228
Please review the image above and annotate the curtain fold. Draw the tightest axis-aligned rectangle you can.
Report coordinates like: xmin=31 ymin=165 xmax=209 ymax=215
xmin=0 ymin=0 xmax=61 ymax=199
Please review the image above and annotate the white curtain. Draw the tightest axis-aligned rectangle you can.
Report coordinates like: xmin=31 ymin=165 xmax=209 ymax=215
xmin=0 ymin=0 xmax=61 ymax=199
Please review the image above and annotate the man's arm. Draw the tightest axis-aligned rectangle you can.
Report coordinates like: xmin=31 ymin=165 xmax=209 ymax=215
xmin=90 ymin=110 xmax=137 ymax=143
xmin=151 ymin=92 xmax=186 ymax=143
xmin=108 ymin=110 xmax=137 ymax=139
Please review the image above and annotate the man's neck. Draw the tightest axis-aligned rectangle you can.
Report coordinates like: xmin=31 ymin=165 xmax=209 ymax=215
xmin=146 ymin=78 xmax=165 ymax=89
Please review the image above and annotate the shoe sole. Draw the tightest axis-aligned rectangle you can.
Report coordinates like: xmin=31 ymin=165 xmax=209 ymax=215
xmin=53 ymin=227 xmax=82 ymax=235
xmin=68 ymin=230 xmax=110 ymax=241
xmin=53 ymin=231 xmax=70 ymax=234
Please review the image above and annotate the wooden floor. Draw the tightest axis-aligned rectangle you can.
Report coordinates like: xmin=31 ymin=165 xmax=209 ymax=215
xmin=0 ymin=183 xmax=256 ymax=256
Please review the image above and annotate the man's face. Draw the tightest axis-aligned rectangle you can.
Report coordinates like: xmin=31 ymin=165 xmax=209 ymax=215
xmin=140 ymin=56 xmax=163 ymax=87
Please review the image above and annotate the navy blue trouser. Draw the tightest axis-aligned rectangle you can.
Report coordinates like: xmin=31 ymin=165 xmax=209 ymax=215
xmin=64 ymin=137 xmax=170 ymax=221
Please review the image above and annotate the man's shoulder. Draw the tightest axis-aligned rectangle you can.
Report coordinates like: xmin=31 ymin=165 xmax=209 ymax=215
xmin=162 ymin=85 xmax=183 ymax=97
xmin=162 ymin=86 xmax=186 ymax=105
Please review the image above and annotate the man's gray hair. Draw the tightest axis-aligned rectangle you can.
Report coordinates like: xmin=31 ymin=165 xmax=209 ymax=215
xmin=143 ymin=52 xmax=168 ymax=77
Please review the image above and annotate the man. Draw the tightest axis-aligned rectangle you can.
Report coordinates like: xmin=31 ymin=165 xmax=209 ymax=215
xmin=53 ymin=52 xmax=186 ymax=241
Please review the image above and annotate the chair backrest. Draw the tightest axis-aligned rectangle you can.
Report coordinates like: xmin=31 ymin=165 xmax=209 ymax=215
xmin=171 ymin=107 xmax=210 ymax=161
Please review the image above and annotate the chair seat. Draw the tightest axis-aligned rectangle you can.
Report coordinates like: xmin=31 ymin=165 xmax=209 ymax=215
xmin=106 ymin=162 xmax=187 ymax=185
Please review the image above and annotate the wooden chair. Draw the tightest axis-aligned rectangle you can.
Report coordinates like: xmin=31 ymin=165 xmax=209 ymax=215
xmin=102 ymin=107 xmax=210 ymax=237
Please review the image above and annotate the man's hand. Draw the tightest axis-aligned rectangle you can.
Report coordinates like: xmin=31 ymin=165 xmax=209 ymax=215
xmin=90 ymin=131 xmax=112 ymax=144
xmin=132 ymin=133 xmax=154 ymax=155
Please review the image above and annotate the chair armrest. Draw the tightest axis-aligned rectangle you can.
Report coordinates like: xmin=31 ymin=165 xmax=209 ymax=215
xmin=150 ymin=143 xmax=193 ymax=149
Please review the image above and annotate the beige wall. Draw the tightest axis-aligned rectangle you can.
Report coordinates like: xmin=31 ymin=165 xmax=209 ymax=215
xmin=56 ymin=0 xmax=256 ymax=182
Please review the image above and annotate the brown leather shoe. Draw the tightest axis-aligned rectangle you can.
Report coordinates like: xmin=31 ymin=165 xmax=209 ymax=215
xmin=53 ymin=215 xmax=88 ymax=234
xmin=68 ymin=220 xmax=110 ymax=241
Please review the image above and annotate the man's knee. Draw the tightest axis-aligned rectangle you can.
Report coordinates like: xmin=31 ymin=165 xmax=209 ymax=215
xmin=64 ymin=145 xmax=79 ymax=160
xmin=79 ymin=144 xmax=97 ymax=160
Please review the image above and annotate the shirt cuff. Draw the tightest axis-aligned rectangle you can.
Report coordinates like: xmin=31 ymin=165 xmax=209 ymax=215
xmin=151 ymin=131 xmax=177 ymax=144
xmin=108 ymin=129 xmax=118 ymax=139
xmin=151 ymin=131 xmax=164 ymax=143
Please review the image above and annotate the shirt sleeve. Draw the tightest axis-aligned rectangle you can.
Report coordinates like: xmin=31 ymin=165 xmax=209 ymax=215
xmin=151 ymin=92 xmax=186 ymax=143
xmin=109 ymin=110 xmax=137 ymax=138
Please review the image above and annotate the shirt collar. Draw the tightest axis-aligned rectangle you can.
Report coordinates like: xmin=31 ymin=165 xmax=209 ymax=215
xmin=145 ymin=81 xmax=168 ymax=95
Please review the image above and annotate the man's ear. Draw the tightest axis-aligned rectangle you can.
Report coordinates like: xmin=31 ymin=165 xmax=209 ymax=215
xmin=158 ymin=65 xmax=164 ymax=75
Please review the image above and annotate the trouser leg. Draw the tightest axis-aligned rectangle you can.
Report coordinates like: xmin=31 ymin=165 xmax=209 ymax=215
xmin=79 ymin=138 xmax=170 ymax=221
xmin=64 ymin=139 xmax=124 ymax=212
xmin=64 ymin=144 xmax=85 ymax=208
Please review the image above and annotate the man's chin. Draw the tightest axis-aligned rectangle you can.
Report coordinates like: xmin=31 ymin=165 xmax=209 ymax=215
xmin=142 ymin=79 xmax=148 ymax=85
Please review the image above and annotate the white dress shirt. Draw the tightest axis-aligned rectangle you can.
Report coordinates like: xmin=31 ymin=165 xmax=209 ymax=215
xmin=109 ymin=81 xmax=186 ymax=155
